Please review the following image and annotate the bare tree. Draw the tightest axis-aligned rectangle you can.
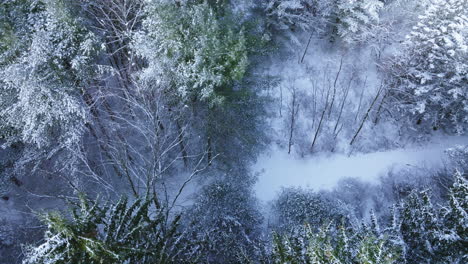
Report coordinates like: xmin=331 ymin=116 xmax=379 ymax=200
xmin=334 ymin=75 xmax=353 ymax=135
xmin=373 ymin=90 xmax=389 ymax=125
xmin=287 ymin=85 xmax=300 ymax=154
xmin=310 ymin=79 xmax=331 ymax=153
xmin=328 ymin=56 xmax=344 ymax=117
xmin=355 ymin=77 xmax=368 ymax=122
xmin=350 ymin=81 xmax=384 ymax=146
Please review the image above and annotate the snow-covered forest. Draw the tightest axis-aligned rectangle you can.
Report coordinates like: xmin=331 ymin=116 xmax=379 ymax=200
xmin=0 ymin=0 xmax=467 ymax=263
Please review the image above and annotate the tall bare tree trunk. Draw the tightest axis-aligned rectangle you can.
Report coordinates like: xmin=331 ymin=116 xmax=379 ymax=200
xmin=288 ymin=88 xmax=299 ymax=154
xmin=328 ymin=57 xmax=343 ymax=117
xmin=350 ymin=82 xmax=384 ymax=146
xmin=311 ymin=83 xmax=332 ymax=153
xmin=300 ymin=31 xmax=314 ymax=64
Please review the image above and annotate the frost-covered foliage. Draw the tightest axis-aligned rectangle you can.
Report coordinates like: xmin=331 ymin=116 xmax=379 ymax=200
xmin=265 ymin=0 xmax=314 ymax=32
xmin=2 ymin=1 xmax=468 ymax=263
xmin=334 ymin=0 xmax=384 ymax=43
xmin=332 ymin=177 xmax=384 ymax=219
xmin=202 ymin=89 xmax=269 ymax=171
xmin=270 ymin=172 xmax=468 ymax=264
xmin=399 ymin=190 xmax=440 ymax=263
xmin=439 ymin=174 xmax=468 ymax=263
xmin=134 ymin=0 xmax=249 ymax=105
xmin=0 ymin=0 xmax=30 ymax=66
xmin=397 ymin=174 xmax=468 ymax=263
xmin=131 ymin=0 xmax=267 ymax=176
xmin=0 ymin=0 xmax=99 ymax=149
xmin=446 ymin=145 xmax=468 ymax=173
xmin=264 ymin=0 xmax=384 ymax=43
xmin=184 ymin=181 xmax=264 ymax=263
xmin=23 ymin=195 xmax=194 ymax=264
xmin=272 ymin=187 xmax=353 ymax=231
xmin=264 ymin=0 xmax=333 ymax=42
xmin=389 ymin=0 xmax=468 ymax=133
xmin=272 ymin=222 xmax=399 ymax=263
xmin=0 ymin=0 xmax=35 ymax=141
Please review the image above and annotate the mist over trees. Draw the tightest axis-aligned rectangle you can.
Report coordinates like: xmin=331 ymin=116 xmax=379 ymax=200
xmin=0 ymin=0 xmax=467 ymax=263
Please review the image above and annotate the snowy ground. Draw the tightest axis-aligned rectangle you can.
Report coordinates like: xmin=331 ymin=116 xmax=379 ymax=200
xmin=254 ymin=135 xmax=468 ymax=201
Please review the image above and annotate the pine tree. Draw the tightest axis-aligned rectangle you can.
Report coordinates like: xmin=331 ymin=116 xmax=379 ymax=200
xmin=399 ymin=190 xmax=440 ymax=263
xmin=383 ymin=205 xmax=406 ymax=262
xmin=1 ymin=0 xmax=99 ymax=149
xmin=272 ymin=187 xmax=352 ymax=232
xmin=264 ymin=0 xmax=334 ymax=41
xmin=1 ymin=0 xmax=37 ymax=141
xmin=369 ymin=209 xmax=380 ymax=237
xmin=183 ymin=181 xmax=264 ymax=263
xmin=133 ymin=0 xmax=249 ymax=106
xmin=357 ymin=235 xmax=397 ymax=264
xmin=333 ymin=0 xmax=384 ymax=43
xmin=390 ymin=0 xmax=468 ymax=133
xmin=271 ymin=222 xmax=398 ymax=263
xmin=264 ymin=0 xmax=385 ymax=44
xmin=446 ymin=145 xmax=468 ymax=173
xmin=438 ymin=173 xmax=468 ymax=263
xmin=0 ymin=0 xmax=31 ymax=66
xmin=23 ymin=195 xmax=193 ymax=264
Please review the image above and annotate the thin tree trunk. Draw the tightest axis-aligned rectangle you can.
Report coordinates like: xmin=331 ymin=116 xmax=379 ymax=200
xmin=311 ymin=81 xmax=317 ymax=130
xmin=311 ymin=106 xmax=326 ymax=153
xmin=207 ymin=136 xmax=212 ymax=166
xmin=300 ymin=31 xmax=314 ymax=64
xmin=374 ymin=91 xmax=388 ymax=125
xmin=311 ymin=83 xmax=332 ymax=152
xmin=355 ymin=77 xmax=367 ymax=122
xmin=350 ymin=82 xmax=384 ymax=146
xmin=328 ymin=57 xmax=344 ymax=117
xmin=279 ymin=85 xmax=283 ymax=117
xmin=334 ymin=76 xmax=353 ymax=134
xmin=288 ymin=89 xmax=299 ymax=154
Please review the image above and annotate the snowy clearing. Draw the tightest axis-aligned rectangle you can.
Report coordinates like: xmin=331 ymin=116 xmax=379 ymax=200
xmin=254 ymin=135 xmax=468 ymax=201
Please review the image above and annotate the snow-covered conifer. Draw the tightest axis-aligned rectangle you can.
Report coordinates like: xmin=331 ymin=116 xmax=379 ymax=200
xmin=133 ymin=0 xmax=249 ymax=106
xmin=1 ymin=0 xmax=100 ymax=149
xmin=390 ymin=0 xmax=468 ymax=133
xmin=334 ymin=0 xmax=384 ymax=43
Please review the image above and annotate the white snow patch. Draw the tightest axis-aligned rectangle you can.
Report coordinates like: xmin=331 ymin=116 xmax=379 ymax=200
xmin=254 ymin=136 xmax=468 ymax=201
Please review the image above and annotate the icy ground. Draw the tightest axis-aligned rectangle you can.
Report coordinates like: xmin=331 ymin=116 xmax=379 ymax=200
xmin=254 ymin=135 xmax=468 ymax=201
